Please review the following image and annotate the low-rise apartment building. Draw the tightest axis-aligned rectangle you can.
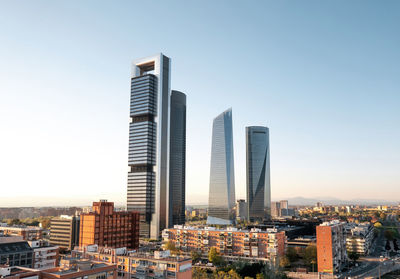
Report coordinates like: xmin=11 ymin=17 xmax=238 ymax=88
xmin=72 ymin=245 xmax=192 ymax=279
xmin=0 ymin=241 xmax=33 ymax=268
xmin=317 ymin=220 xmax=347 ymax=275
xmin=162 ymin=226 xmax=285 ymax=261
xmin=0 ymin=226 xmax=43 ymax=241
xmin=345 ymin=223 xmax=374 ymax=255
xmin=0 ymin=258 xmax=116 ymax=279
xmin=29 ymin=240 xmax=59 ymax=270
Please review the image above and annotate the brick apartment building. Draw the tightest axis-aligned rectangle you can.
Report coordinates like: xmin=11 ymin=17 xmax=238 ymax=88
xmin=317 ymin=220 xmax=347 ymax=275
xmin=79 ymin=200 xmax=140 ymax=249
xmin=162 ymin=226 xmax=285 ymax=261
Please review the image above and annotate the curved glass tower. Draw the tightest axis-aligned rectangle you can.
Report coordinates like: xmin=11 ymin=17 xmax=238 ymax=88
xmin=246 ymin=126 xmax=271 ymax=221
xmin=207 ymin=108 xmax=236 ymax=225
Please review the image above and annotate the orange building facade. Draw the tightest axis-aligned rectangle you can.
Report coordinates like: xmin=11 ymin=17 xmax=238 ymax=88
xmin=163 ymin=226 xmax=285 ymax=261
xmin=79 ymin=200 xmax=140 ymax=249
xmin=317 ymin=220 xmax=347 ymax=275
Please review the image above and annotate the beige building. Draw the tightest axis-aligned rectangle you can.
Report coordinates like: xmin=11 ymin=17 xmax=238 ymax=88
xmin=72 ymin=245 xmax=192 ymax=279
xmin=162 ymin=226 xmax=285 ymax=261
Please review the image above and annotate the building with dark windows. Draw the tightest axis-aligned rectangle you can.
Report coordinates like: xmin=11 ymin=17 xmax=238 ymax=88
xmin=49 ymin=215 xmax=80 ymax=251
xmin=79 ymin=200 xmax=139 ymax=249
xmin=246 ymin=126 xmax=271 ymax=221
xmin=168 ymin=90 xmax=186 ymax=227
xmin=127 ymin=54 xmax=171 ymax=239
xmin=0 ymin=241 xmax=33 ymax=268
xmin=207 ymin=109 xmax=236 ymax=225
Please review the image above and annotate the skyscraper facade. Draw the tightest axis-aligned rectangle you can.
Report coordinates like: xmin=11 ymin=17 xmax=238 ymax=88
xmin=246 ymin=126 xmax=271 ymax=221
xmin=127 ymin=54 xmax=171 ymax=239
xmin=207 ymin=108 xmax=236 ymax=225
xmin=168 ymin=90 xmax=186 ymax=227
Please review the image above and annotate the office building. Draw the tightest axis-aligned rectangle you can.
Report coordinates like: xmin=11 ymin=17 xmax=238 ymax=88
xmin=0 ymin=241 xmax=33 ymax=267
xmin=168 ymin=90 xmax=187 ymax=227
xmin=317 ymin=220 xmax=347 ymax=275
xmin=236 ymin=200 xmax=248 ymax=221
xmin=72 ymin=245 xmax=192 ymax=279
xmin=207 ymin=109 xmax=236 ymax=225
xmin=79 ymin=200 xmax=140 ymax=249
xmin=246 ymin=126 xmax=271 ymax=221
xmin=49 ymin=215 xmax=80 ymax=250
xmin=127 ymin=54 xmax=186 ymax=237
xmin=279 ymin=200 xmax=288 ymax=216
xmin=162 ymin=226 xmax=285 ymax=261
xmin=0 ymin=226 xmax=43 ymax=241
xmin=271 ymin=202 xmax=281 ymax=218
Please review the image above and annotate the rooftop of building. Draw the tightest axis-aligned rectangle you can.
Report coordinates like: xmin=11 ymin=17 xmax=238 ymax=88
xmin=319 ymin=220 xmax=345 ymax=227
xmin=166 ymin=225 xmax=280 ymax=234
xmin=73 ymin=246 xmax=190 ymax=263
xmin=52 ymin=258 xmax=112 ymax=275
xmin=0 ymin=226 xmax=43 ymax=232
xmin=0 ymin=241 xmax=32 ymax=254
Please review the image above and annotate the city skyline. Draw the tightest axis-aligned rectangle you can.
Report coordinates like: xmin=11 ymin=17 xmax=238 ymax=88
xmin=1 ymin=1 xmax=399 ymax=206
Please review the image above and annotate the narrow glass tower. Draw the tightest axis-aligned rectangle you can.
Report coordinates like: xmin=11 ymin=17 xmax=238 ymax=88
xmin=246 ymin=126 xmax=271 ymax=221
xmin=168 ymin=90 xmax=186 ymax=227
xmin=207 ymin=108 xmax=236 ymax=225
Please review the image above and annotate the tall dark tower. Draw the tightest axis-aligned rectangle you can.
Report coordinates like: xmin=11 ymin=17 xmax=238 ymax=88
xmin=168 ymin=90 xmax=186 ymax=227
xmin=246 ymin=126 xmax=271 ymax=221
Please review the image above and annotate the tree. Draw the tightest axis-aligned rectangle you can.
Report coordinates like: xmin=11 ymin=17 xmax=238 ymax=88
xmin=374 ymin=222 xmax=383 ymax=229
xmin=384 ymin=229 xmax=395 ymax=241
xmin=279 ymin=256 xmax=290 ymax=268
xmin=193 ymin=267 xmax=210 ymax=279
xmin=164 ymin=240 xmax=178 ymax=254
xmin=348 ymin=252 xmax=359 ymax=264
xmin=191 ymin=250 xmax=202 ymax=263
xmin=286 ymin=247 xmax=298 ymax=262
xmin=40 ymin=218 xmax=51 ymax=229
xmin=304 ymin=245 xmax=317 ymax=266
xmin=208 ymin=247 xmax=223 ymax=266
xmin=214 ymin=270 xmax=241 ymax=279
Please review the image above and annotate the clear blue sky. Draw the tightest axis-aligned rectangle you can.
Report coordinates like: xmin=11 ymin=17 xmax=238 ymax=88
xmin=0 ymin=1 xmax=399 ymax=206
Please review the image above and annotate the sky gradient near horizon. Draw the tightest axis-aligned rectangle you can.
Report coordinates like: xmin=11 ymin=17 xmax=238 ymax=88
xmin=0 ymin=1 xmax=399 ymax=207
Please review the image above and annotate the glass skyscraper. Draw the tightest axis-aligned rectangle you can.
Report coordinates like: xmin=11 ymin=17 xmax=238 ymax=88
xmin=168 ymin=90 xmax=186 ymax=227
xmin=207 ymin=108 xmax=236 ymax=225
xmin=127 ymin=54 xmax=171 ymax=239
xmin=246 ymin=126 xmax=271 ymax=221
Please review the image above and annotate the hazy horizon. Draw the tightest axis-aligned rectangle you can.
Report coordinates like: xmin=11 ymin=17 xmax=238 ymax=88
xmin=1 ymin=1 xmax=399 ymax=207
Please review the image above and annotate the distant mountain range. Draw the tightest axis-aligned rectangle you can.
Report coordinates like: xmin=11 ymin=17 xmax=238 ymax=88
xmin=280 ymin=196 xmax=399 ymax=206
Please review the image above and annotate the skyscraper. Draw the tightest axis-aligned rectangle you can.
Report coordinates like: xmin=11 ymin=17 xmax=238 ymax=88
xmin=246 ymin=126 xmax=271 ymax=221
xmin=168 ymin=90 xmax=186 ymax=227
xmin=127 ymin=54 xmax=171 ymax=239
xmin=207 ymin=108 xmax=236 ymax=225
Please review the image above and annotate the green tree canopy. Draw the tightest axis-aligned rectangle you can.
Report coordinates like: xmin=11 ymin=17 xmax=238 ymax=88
xmin=304 ymin=245 xmax=317 ymax=266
